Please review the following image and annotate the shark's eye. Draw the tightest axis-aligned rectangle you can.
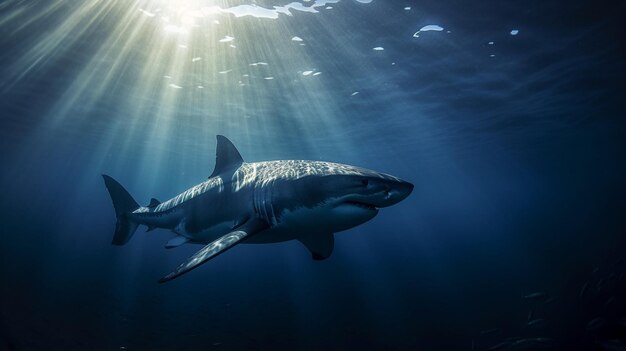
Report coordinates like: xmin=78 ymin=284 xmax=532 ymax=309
xmin=361 ymin=179 xmax=369 ymax=187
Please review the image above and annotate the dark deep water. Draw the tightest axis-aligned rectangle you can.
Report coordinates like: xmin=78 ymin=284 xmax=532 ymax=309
xmin=1 ymin=0 xmax=625 ymax=350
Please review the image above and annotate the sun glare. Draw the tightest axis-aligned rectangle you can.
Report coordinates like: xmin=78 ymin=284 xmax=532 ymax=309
xmin=1 ymin=0 xmax=381 ymax=182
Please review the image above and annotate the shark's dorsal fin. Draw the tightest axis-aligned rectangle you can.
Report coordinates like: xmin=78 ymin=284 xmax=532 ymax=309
xmin=148 ymin=198 xmax=161 ymax=208
xmin=209 ymin=135 xmax=244 ymax=178
xmin=298 ymin=232 xmax=334 ymax=260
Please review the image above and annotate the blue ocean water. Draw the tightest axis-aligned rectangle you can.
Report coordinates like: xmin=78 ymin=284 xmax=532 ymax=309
xmin=1 ymin=0 xmax=625 ymax=350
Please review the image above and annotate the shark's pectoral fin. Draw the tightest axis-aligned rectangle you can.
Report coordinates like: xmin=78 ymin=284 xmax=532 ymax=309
xmin=165 ymin=235 xmax=189 ymax=249
xmin=232 ymin=215 xmax=250 ymax=230
xmin=298 ymin=232 xmax=334 ymax=260
xmin=159 ymin=218 xmax=268 ymax=283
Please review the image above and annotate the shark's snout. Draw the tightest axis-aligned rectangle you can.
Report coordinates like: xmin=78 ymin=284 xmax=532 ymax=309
xmin=377 ymin=179 xmax=413 ymax=207
xmin=342 ymin=177 xmax=413 ymax=209
xmin=396 ymin=180 xmax=414 ymax=200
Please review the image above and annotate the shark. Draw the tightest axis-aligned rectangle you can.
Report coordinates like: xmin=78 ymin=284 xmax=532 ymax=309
xmin=103 ymin=135 xmax=413 ymax=283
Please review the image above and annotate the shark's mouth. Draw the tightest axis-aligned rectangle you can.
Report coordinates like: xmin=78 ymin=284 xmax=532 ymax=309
xmin=344 ymin=200 xmax=378 ymax=211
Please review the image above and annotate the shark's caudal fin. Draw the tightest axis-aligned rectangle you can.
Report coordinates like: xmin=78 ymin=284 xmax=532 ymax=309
xmin=102 ymin=175 xmax=140 ymax=245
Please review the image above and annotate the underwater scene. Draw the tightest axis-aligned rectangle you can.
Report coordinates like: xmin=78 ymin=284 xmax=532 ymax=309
xmin=1 ymin=0 xmax=625 ymax=350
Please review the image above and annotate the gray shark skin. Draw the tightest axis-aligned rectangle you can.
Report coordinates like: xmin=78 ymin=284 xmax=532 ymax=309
xmin=103 ymin=135 xmax=413 ymax=283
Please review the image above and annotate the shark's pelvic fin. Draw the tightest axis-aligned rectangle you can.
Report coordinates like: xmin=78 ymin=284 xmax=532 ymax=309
xmin=165 ymin=235 xmax=189 ymax=249
xmin=209 ymin=135 xmax=244 ymax=178
xmin=298 ymin=232 xmax=335 ymax=260
xmin=159 ymin=218 xmax=268 ymax=283
xmin=102 ymin=175 xmax=140 ymax=245
xmin=148 ymin=198 xmax=161 ymax=208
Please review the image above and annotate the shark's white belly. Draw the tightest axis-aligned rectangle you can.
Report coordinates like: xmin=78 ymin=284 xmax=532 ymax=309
xmin=246 ymin=199 xmax=379 ymax=244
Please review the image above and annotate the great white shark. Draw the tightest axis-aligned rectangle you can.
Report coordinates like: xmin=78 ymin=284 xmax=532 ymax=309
xmin=103 ymin=136 xmax=413 ymax=283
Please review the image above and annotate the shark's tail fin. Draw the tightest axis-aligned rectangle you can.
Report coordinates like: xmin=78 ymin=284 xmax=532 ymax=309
xmin=102 ymin=175 xmax=140 ymax=245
